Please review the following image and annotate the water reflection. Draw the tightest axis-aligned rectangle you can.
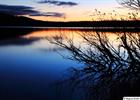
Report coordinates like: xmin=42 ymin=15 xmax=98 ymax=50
xmin=0 ymin=29 xmax=83 ymax=100
xmin=48 ymin=30 xmax=140 ymax=100
xmin=0 ymin=29 xmax=140 ymax=100
xmin=0 ymin=37 xmax=40 ymax=46
xmin=0 ymin=28 xmax=36 ymax=40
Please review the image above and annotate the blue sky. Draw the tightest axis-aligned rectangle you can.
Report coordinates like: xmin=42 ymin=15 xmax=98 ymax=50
xmin=0 ymin=0 xmax=119 ymax=7
xmin=0 ymin=0 xmax=123 ymax=21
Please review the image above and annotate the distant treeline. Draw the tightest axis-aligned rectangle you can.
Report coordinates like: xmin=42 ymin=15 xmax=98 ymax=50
xmin=0 ymin=12 xmax=140 ymax=27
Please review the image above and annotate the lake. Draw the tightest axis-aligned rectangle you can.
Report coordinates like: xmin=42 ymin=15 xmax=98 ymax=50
xmin=0 ymin=28 xmax=139 ymax=100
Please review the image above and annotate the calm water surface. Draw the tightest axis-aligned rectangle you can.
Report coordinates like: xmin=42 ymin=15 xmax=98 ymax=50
xmin=0 ymin=29 xmax=86 ymax=100
xmin=0 ymin=29 xmax=129 ymax=100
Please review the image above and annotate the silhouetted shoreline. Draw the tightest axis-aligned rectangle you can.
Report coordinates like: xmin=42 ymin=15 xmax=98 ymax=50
xmin=1 ymin=12 xmax=140 ymax=40
xmin=1 ymin=12 xmax=140 ymax=28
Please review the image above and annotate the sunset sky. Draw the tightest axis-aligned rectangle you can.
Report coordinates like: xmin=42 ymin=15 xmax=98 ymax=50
xmin=0 ymin=0 xmax=132 ymax=21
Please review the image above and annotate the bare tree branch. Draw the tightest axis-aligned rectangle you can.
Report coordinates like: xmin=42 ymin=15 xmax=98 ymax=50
xmin=47 ymin=31 xmax=140 ymax=100
xmin=117 ymin=0 xmax=140 ymax=10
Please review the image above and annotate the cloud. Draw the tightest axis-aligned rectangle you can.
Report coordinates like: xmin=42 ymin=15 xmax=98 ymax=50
xmin=0 ymin=4 xmax=38 ymax=15
xmin=0 ymin=4 xmax=66 ymax=18
xmin=30 ymin=12 xmax=66 ymax=18
xmin=37 ymin=0 xmax=78 ymax=6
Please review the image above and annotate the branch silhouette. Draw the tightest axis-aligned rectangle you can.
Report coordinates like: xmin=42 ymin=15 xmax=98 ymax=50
xmin=117 ymin=0 xmax=140 ymax=10
xmin=47 ymin=31 xmax=140 ymax=100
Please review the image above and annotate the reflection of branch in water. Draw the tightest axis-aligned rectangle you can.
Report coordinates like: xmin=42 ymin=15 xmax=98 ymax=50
xmin=47 ymin=31 xmax=140 ymax=100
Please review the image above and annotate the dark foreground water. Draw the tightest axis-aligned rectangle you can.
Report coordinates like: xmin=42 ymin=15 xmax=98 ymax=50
xmin=0 ymin=29 xmax=86 ymax=100
xmin=0 ymin=28 xmax=140 ymax=100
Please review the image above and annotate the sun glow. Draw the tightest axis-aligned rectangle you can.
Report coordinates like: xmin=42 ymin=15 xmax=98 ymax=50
xmin=26 ymin=8 xmax=140 ymax=21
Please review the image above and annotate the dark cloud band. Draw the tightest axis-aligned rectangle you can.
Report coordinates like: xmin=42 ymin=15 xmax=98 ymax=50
xmin=0 ymin=4 xmax=65 ymax=18
xmin=30 ymin=12 xmax=66 ymax=18
xmin=37 ymin=0 xmax=78 ymax=6
xmin=0 ymin=4 xmax=37 ymax=15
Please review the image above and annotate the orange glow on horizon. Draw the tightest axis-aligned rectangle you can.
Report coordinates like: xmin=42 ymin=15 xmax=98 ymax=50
xmin=23 ymin=29 xmax=82 ymax=39
xmin=23 ymin=29 xmax=121 ymax=44
xmin=26 ymin=8 xmax=140 ymax=22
